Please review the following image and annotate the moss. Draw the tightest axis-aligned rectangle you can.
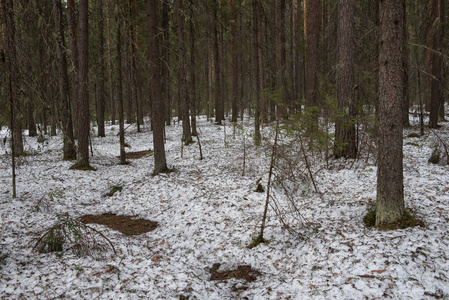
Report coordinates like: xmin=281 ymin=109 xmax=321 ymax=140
xmin=184 ymin=139 xmax=195 ymax=146
xmin=255 ymin=183 xmax=264 ymax=193
xmin=428 ymin=148 xmax=441 ymax=164
xmin=0 ymin=251 xmax=8 ymax=268
xmin=63 ymin=152 xmax=76 ymax=161
xmin=407 ymin=132 xmax=421 ymax=138
xmin=363 ymin=209 xmax=424 ymax=230
xmin=107 ymin=185 xmax=123 ymax=196
xmin=69 ymin=163 xmax=97 ymax=171
xmin=363 ymin=209 xmax=376 ymax=228
xmin=247 ymin=235 xmax=269 ymax=249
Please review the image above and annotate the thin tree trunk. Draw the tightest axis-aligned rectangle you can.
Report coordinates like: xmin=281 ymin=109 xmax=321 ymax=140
xmin=189 ymin=0 xmax=198 ymax=136
xmin=305 ymin=0 xmax=320 ymax=130
xmin=296 ymin=0 xmax=304 ymax=106
xmin=67 ymin=0 xmax=79 ymax=137
xmin=429 ymin=0 xmax=443 ymax=128
xmin=162 ymin=0 xmax=171 ymax=126
xmin=253 ymin=0 xmax=262 ymax=144
xmin=96 ymin=0 xmax=106 ymax=137
xmin=106 ymin=0 xmax=116 ymax=125
xmin=177 ymin=0 xmax=192 ymax=144
xmin=213 ymin=0 xmax=224 ymax=124
xmin=116 ymin=2 xmax=126 ymax=165
xmin=230 ymin=0 xmax=238 ymax=122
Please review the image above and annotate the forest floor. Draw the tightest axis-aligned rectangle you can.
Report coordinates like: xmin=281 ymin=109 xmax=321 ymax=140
xmin=0 ymin=116 xmax=448 ymax=299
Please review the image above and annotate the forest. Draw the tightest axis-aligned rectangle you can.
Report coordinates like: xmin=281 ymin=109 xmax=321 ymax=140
xmin=1 ymin=0 xmax=449 ymax=298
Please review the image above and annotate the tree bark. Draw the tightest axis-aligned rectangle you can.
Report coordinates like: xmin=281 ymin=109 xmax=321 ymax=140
xmin=75 ymin=0 xmax=90 ymax=167
xmin=177 ymin=0 xmax=192 ymax=144
xmin=67 ymin=0 xmax=79 ymax=137
xmin=189 ymin=0 xmax=198 ymax=136
xmin=213 ymin=0 xmax=224 ymax=124
xmin=53 ymin=0 xmax=76 ymax=160
xmin=116 ymin=2 xmax=126 ymax=165
xmin=253 ymin=0 xmax=262 ymax=144
xmin=376 ymin=0 xmax=405 ymax=227
xmin=96 ymin=0 xmax=106 ymax=137
xmin=4 ymin=0 xmax=23 ymax=156
xmin=162 ymin=0 xmax=171 ymax=126
xmin=305 ymin=0 xmax=320 ymax=130
xmin=334 ymin=0 xmax=356 ymax=158
xmin=106 ymin=0 xmax=116 ymax=125
xmin=429 ymin=0 xmax=443 ymax=128
xmin=230 ymin=0 xmax=238 ymax=122
xmin=148 ymin=0 xmax=168 ymax=175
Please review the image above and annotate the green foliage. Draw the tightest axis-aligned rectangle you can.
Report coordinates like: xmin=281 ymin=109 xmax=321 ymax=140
xmin=248 ymin=235 xmax=269 ymax=249
xmin=36 ymin=189 xmax=65 ymax=212
xmin=428 ymin=147 xmax=441 ymax=164
xmin=35 ymin=214 xmax=116 ymax=256
xmin=363 ymin=208 xmax=376 ymax=228
xmin=0 ymin=250 xmax=8 ymax=268
xmin=107 ymin=184 xmax=123 ymax=197
xmin=254 ymin=178 xmax=264 ymax=193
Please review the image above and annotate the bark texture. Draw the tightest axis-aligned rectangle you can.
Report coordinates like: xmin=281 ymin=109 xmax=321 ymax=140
xmin=53 ymin=0 xmax=76 ymax=160
xmin=335 ymin=0 xmax=356 ymax=158
xmin=429 ymin=0 xmax=443 ymax=128
xmin=376 ymin=0 xmax=405 ymax=227
xmin=96 ymin=0 xmax=106 ymax=137
xmin=148 ymin=0 xmax=168 ymax=175
xmin=76 ymin=0 xmax=90 ymax=167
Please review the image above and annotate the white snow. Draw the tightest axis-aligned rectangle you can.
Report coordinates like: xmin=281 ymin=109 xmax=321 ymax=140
xmin=0 ymin=116 xmax=448 ymax=299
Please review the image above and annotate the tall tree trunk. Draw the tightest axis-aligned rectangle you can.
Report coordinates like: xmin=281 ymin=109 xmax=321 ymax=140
xmin=162 ymin=0 xmax=171 ymax=126
xmin=296 ymin=0 xmax=304 ymax=106
xmin=177 ymin=0 xmax=192 ymax=144
xmin=277 ymin=0 xmax=288 ymax=119
xmin=189 ymin=0 xmax=198 ymax=136
xmin=128 ymin=0 xmax=138 ymax=129
xmin=230 ymin=0 xmax=238 ymax=122
xmin=75 ymin=0 xmax=90 ymax=167
xmin=305 ymin=0 xmax=320 ymax=130
xmin=213 ymin=0 xmax=224 ymax=124
xmin=116 ymin=2 xmax=126 ymax=165
xmin=438 ymin=0 xmax=445 ymax=120
xmin=67 ymin=0 xmax=79 ymax=137
xmin=334 ymin=0 xmax=356 ymax=158
xmin=4 ymin=0 xmax=23 ymax=156
xmin=53 ymin=0 xmax=76 ymax=160
xmin=106 ymin=0 xmax=116 ymax=125
xmin=402 ymin=0 xmax=410 ymax=127
xmin=429 ymin=0 xmax=443 ymax=128
xmin=376 ymin=0 xmax=405 ymax=227
xmin=253 ymin=0 xmax=262 ymax=144
xmin=148 ymin=0 xmax=168 ymax=175
xmin=96 ymin=0 xmax=106 ymax=137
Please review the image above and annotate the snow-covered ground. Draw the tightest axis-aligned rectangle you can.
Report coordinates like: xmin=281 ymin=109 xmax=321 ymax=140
xmin=0 ymin=116 xmax=448 ymax=299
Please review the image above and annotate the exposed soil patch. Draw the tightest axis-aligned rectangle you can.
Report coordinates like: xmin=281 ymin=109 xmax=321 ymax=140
xmin=209 ymin=263 xmax=261 ymax=282
xmin=79 ymin=213 xmax=158 ymax=236
xmin=118 ymin=150 xmax=153 ymax=159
